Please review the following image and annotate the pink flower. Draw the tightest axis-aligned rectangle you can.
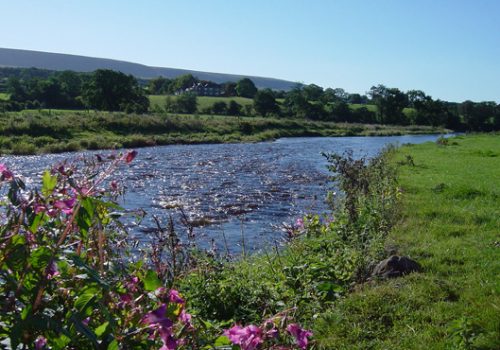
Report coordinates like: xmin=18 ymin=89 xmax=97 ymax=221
xmin=46 ymin=261 xmax=59 ymax=279
xmin=34 ymin=202 xmax=47 ymax=214
xmin=295 ymin=218 xmax=304 ymax=230
xmin=179 ymin=309 xmax=192 ymax=328
xmin=53 ymin=196 xmax=76 ymax=215
xmin=286 ymin=324 xmax=313 ymax=349
xmin=118 ymin=293 xmax=133 ymax=308
xmin=263 ymin=320 xmax=279 ymax=338
xmin=34 ymin=336 xmax=47 ymax=350
xmin=125 ymin=276 xmax=140 ymax=293
xmin=168 ymin=289 xmax=184 ymax=304
xmin=0 ymin=164 xmax=13 ymax=180
xmin=143 ymin=304 xmax=177 ymax=349
xmin=143 ymin=304 xmax=173 ymax=329
xmin=225 ymin=325 xmax=244 ymax=344
xmin=124 ymin=150 xmax=138 ymax=163
xmin=224 ymin=325 xmax=263 ymax=350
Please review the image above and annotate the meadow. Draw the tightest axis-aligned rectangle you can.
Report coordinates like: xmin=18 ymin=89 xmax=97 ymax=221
xmin=313 ymin=134 xmax=500 ymax=348
xmin=149 ymin=95 xmax=254 ymax=111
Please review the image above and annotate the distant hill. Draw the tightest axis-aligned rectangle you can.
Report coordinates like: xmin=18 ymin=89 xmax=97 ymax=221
xmin=0 ymin=48 xmax=298 ymax=91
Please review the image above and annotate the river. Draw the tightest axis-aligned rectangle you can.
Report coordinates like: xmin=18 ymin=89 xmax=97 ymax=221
xmin=3 ymin=134 xmax=445 ymax=254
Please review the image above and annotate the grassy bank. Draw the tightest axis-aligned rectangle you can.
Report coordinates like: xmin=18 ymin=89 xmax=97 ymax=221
xmin=0 ymin=110 xmax=445 ymax=155
xmin=314 ymin=134 xmax=500 ymax=349
xmin=176 ymin=134 xmax=499 ymax=349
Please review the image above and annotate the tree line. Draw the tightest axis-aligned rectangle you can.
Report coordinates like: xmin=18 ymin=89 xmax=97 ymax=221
xmin=1 ymin=67 xmax=498 ymax=131
xmin=1 ymin=68 xmax=149 ymax=113
xmin=250 ymin=84 xmax=499 ymax=131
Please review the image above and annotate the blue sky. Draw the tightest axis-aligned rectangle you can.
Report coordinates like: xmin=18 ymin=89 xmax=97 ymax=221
xmin=2 ymin=0 xmax=499 ymax=102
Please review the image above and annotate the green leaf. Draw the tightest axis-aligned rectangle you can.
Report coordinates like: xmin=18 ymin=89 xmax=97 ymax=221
xmin=51 ymin=334 xmax=71 ymax=350
xmin=42 ymin=170 xmax=57 ymax=196
xmin=21 ymin=305 xmax=32 ymax=320
xmin=28 ymin=247 xmax=52 ymax=270
xmin=214 ymin=335 xmax=231 ymax=346
xmin=70 ymin=314 xmax=99 ymax=347
xmin=6 ymin=234 xmax=27 ymax=273
xmin=94 ymin=321 xmax=109 ymax=337
xmin=143 ymin=269 xmax=162 ymax=291
xmin=29 ymin=212 xmax=45 ymax=233
xmin=69 ymin=254 xmax=109 ymax=288
xmin=107 ymin=339 xmax=119 ymax=350
xmin=75 ymin=287 xmax=99 ymax=312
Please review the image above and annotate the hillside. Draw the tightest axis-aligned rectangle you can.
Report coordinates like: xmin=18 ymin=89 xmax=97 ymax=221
xmin=0 ymin=47 xmax=297 ymax=90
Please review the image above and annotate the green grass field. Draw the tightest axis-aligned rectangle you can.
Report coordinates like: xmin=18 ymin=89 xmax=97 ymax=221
xmin=314 ymin=134 xmax=500 ymax=349
xmin=349 ymin=103 xmax=378 ymax=112
xmin=148 ymin=95 xmax=254 ymax=111
xmin=0 ymin=93 xmax=9 ymax=100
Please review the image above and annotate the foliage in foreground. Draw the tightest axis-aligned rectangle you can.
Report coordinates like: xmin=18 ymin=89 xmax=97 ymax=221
xmin=0 ymin=153 xmax=312 ymax=349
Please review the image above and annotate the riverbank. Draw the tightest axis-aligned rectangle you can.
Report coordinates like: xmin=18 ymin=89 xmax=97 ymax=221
xmin=177 ymin=133 xmax=499 ymax=349
xmin=0 ymin=110 xmax=447 ymax=155
xmin=314 ymin=133 xmax=500 ymax=348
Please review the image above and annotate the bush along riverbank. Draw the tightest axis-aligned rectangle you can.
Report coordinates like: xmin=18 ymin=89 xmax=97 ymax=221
xmin=0 ymin=110 xmax=447 ymax=155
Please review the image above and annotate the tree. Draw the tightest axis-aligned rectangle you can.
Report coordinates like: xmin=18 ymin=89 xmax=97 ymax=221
xmin=165 ymin=93 xmax=197 ymax=114
xmin=368 ymin=85 xmax=408 ymax=124
xmin=38 ymin=78 xmax=64 ymax=108
xmin=227 ymin=100 xmax=242 ymax=116
xmin=170 ymin=74 xmax=197 ymax=94
xmin=283 ymin=87 xmax=312 ymax=118
xmin=6 ymin=77 xmax=27 ymax=102
xmin=328 ymin=101 xmax=352 ymax=122
xmin=211 ymin=101 xmax=227 ymax=115
xmin=82 ymin=69 xmax=149 ymax=112
xmin=407 ymin=90 xmax=426 ymax=109
xmin=332 ymin=88 xmax=349 ymax=102
xmin=459 ymin=101 xmax=497 ymax=131
xmin=253 ymin=89 xmax=280 ymax=116
xmin=347 ymin=93 xmax=367 ymax=104
xmin=222 ymin=82 xmax=237 ymax=97
xmin=302 ymin=84 xmax=323 ymax=101
xmin=148 ymin=77 xmax=172 ymax=94
xmin=57 ymin=71 xmax=83 ymax=102
xmin=235 ymin=78 xmax=257 ymax=98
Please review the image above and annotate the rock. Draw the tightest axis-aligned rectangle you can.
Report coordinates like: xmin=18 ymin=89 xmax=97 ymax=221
xmin=371 ymin=255 xmax=422 ymax=278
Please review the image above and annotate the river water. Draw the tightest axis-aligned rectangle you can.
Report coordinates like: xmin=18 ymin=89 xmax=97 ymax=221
xmin=3 ymin=135 xmax=444 ymax=253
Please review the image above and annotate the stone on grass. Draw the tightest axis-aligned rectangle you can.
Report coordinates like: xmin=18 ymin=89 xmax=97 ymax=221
xmin=371 ymin=255 xmax=422 ymax=278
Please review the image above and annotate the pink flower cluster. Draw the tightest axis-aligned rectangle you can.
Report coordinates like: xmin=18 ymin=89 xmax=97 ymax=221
xmin=225 ymin=325 xmax=265 ymax=350
xmin=224 ymin=320 xmax=312 ymax=350
xmin=0 ymin=164 xmax=13 ymax=181
xmin=142 ymin=289 xmax=192 ymax=350
xmin=286 ymin=323 xmax=313 ymax=349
